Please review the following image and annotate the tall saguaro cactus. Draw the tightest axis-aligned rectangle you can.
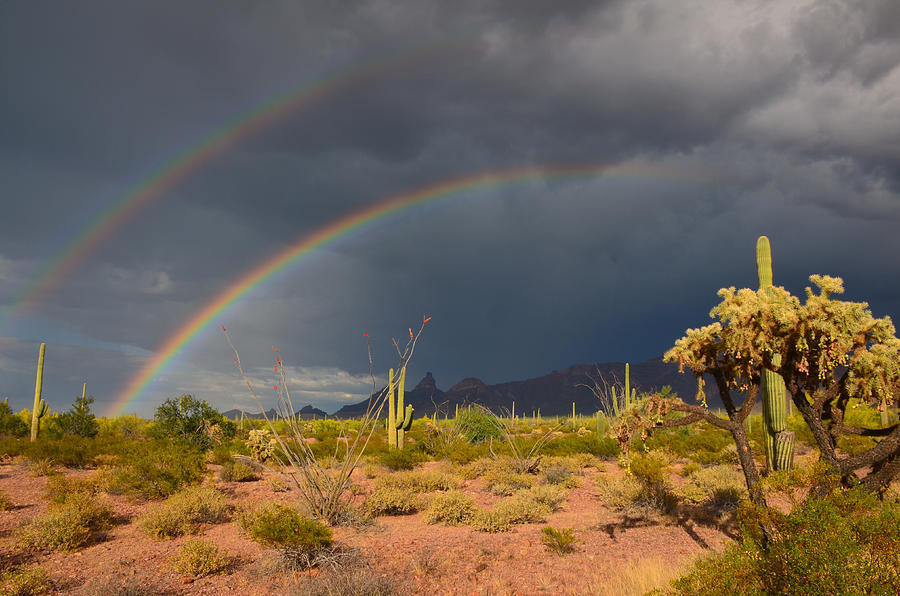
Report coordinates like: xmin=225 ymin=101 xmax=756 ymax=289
xmin=756 ymin=236 xmax=795 ymax=471
xmin=31 ymin=343 xmax=49 ymax=442
xmin=611 ymin=362 xmax=636 ymax=418
xmin=387 ymin=366 xmax=413 ymax=449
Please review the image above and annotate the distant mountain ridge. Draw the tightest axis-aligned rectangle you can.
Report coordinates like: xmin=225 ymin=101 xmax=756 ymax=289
xmin=222 ymin=404 xmax=328 ymax=420
xmin=331 ymin=358 xmax=717 ymax=419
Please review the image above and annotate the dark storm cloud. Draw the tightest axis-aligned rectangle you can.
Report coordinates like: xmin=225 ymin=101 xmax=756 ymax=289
xmin=2 ymin=0 xmax=899 ymax=415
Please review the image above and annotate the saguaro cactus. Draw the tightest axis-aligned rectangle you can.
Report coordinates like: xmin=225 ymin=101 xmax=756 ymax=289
xmin=31 ymin=343 xmax=49 ymax=442
xmin=611 ymin=362 xmax=636 ymax=418
xmin=596 ymin=410 xmax=608 ymax=437
xmin=387 ymin=366 xmax=413 ymax=449
xmin=756 ymin=236 xmax=794 ymax=471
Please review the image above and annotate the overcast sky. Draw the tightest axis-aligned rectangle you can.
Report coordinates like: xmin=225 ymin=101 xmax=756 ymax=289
xmin=1 ymin=0 xmax=899 ymax=418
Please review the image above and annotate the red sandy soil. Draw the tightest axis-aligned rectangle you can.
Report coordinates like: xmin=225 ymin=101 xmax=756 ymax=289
xmin=0 ymin=459 xmax=739 ymax=595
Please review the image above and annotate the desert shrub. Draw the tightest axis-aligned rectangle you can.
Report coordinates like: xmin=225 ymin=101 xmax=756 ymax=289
xmin=422 ymin=490 xmax=477 ymax=526
xmin=458 ymin=457 xmax=493 ymax=480
xmin=470 ymin=508 xmax=511 ymax=533
xmin=454 ymin=407 xmax=503 ymax=443
xmin=483 ymin=467 xmax=538 ymax=496
xmin=29 ymin=458 xmax=56 ymax=477
xmin=0 ymin=565 xmax=51 ymax=596
xmin=139 ymin=484 xmax=229 ymax=539
xmin=377 ymin=447 xmax=426 ymax=471
xmin=667 ymin=489 xmax=900 ymax=595
xmin=492 ymin=493 xmax=552 ymax=524
xmin=289 ymin=558 xmax=398 ymax=596
xmin=678 ymin=465 xmax=747 ymax=511
xmin=641 ymin=425 xmax=736 ymax=465
xmin=235 ymin=502 xmax=333 ymax=551
xmin=170 ymin=538 xmax=230 ymax=577
xmin=518 ymin=484 xmax=567 ymax=510
xmin=540 ymin=526 xmax=580 ymax=555
xmin=219 ymin=461 xmax=259 ymax=482
xmin=541 ymin=434 xmax=620 ymax=458
xmin=19 ymin=491 xmax=113 ymax=551
xmin=363 ymin=485 xmax=422 ymax=517
xmin=543 ymin=463 xmax=574 ymax=486
xmin=43 ymin=473 xmax=102 ymax=504
xmin=107 ymin=440 xmax=204 ymax=499
xmin=0 ymin=490 xmax=13 ymax=511
xmin=0 ymin=400 xmax=28 ymax=438
xmin=373 ymin=469 xmax=461 ymax=493
xmin=151 ymin=394 xmax=235 ymax=450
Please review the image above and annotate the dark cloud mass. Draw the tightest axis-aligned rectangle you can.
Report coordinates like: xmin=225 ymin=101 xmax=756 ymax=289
xmin=1 ymin=0 xmax=898 ymax=417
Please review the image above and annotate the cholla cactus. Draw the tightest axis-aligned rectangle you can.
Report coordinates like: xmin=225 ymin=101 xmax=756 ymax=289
xmin=246 ymin=428 xmax=279 ymax=462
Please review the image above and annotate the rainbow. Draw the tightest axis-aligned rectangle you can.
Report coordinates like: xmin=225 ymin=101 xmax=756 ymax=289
xmin=110 ymin=162 xmax=714 ymax=416
xmin=1 ymin=37 xmax=465 ymax=332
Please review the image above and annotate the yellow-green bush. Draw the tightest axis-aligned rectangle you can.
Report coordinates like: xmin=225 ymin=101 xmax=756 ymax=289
xmin=363 ymin=485 xmax=422 ymax=517
xmin=0 ymin=565 xmax=51 ymax=596
xmin=218 ymin=461 xmax=259 ymax=482
xmin=422 ymin=490 xmax=477 ymax=526
xmin=0 ymin=490 xmax=13 ymax=511
xmin=19 ymin=492 xmax=112 ymax=551
xmin=373 ymin=469 xmax=461 ymax=493
xmin=678 ymin=465 xmax=746 ymax=510
xmin=139 ymin=485 xmax=229 ymax=539
xmin=170 ymin=538 xmax=230 ymax=577
xmin=492 ymin=493 xmax=552 ymax=524
xmin=470 ymin=508 xmax=511 ymax=533
xmin=235 ymin=502 xmax=332 ymax=551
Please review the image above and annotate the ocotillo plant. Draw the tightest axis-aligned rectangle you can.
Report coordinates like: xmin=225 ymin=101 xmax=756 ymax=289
xmin=757 ymin=236 xmax=794 ymax=471
xmin=31 ymin=343 xmax=49 ymax=442
xmin=387 ymin=366 xmax=413 ymax=448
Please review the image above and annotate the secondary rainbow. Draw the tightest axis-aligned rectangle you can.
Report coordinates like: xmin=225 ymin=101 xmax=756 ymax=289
xmin=110 ymin=161 xmax=713 ymax=416
xmin=1 ymin=37 xmax=465 ymax=331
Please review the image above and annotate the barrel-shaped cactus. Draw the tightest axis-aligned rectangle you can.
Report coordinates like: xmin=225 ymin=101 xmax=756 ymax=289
xmin=756 ymin=237 xmax=794 ymax=471
xmin=31 ymin=343 xmax=47 ymax=442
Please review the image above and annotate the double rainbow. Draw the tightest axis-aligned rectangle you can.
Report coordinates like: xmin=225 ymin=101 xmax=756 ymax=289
xmin=109 ymin=161 xmax=710 ymax=416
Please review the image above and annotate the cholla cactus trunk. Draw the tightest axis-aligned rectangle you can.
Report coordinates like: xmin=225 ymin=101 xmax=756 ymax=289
xmin=31 ymin=343 xmax=47 ymax=442
xmin=757 ymin=236 xmax=794 ymax=471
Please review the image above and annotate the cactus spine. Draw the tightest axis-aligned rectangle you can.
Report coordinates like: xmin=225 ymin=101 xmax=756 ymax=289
xmin=757 ymin=236 xmax=794 ymax=471
xmin=31 ymin=343 xmax=48 ymax=442
xmin=387 ymin=366 xmax=413 ymax=449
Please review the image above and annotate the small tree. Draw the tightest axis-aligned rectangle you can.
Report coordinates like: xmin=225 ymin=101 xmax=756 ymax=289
xmin=56 ymin=389 xmax=99 ymax=438
xmin=152 ymin=394 xmax=236 ymax=450
xmin=0 ymin=398 xmax=28 ymax=438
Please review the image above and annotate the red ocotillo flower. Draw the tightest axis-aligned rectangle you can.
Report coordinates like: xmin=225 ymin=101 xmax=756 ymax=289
xmin=409 ymin=327 xmax=413 ymax=339
xmin=423 ymin=316 xmax=432 ymax=324
xmin=220 ymin=324 xmax=226 ymax=332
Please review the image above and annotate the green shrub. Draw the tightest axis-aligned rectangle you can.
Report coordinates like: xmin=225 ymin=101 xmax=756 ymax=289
xmin=0 ymin=565 xmax=51 ymax=596
xmin=19 ymin=491 xmax=113 ymax=551
xmin=518 ymin=484 xmax=567 ymax=510
xmin=235 ymin=502 xmax=332 ymax=551
xmin=43 ymin=473 xmax=102 ymax=504
xmin=0 ymin=400 xmax=28 ymax=438
xmin=642 ymin=425 xmax=736 ymax=465
xmin=170 ymin=539 xmax=229 ymax=577
xmin=54 ymin=393 xmax=99 ymax=438
xmin=151 ymin=394 xmax=235 ymax=451
xmin=364 ymin=486 xmax=422 ymax=517
xmin=378 ymin=447 xmax=426 ymax=471
xmin=668 ymin=489 xmax=900 ymax=595
xmin=107 ymin=440 xmax=205 ymax=499
xmin=483 ymin=468 xmax=538 ymax=496
xmin=454 ymin=407 xmax=503 ymax=443
xmin=470 ymin=508 xmax=511 ymax=533
xmin=422 ymin=490 xmax=477 ymax=526
xmin=540 ymin=526 xmax=580 ymax=555
xmin=541 ymin=434 xmax=620 ymax=458
xmin=218 ymin=461 xmax=259 ymax=482
xmin=139 ymin=485 xmax=230 ymax=539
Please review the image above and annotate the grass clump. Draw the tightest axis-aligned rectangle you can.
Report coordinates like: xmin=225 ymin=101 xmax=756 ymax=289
xmin=363 ymin=485 xmax=422 ymax=517
xmin=0 ymin=565 xmax=52 ymax=596
xmin=540 ymin=526 xmax=580 ymax=555
xmin=19 ymin=491 xmax=113 ymax=551
xmin=139 ymin=484 xmax=230 ymax=539
xmin=422 ymin=490 xmax=477 ymax=526
xmin=170 ymin=538 xmax=230 ymax=577
xmin=236 ymin=501 xmax=333 ymax=551
xmin=666 ymin=489 xmax=900 ymax=595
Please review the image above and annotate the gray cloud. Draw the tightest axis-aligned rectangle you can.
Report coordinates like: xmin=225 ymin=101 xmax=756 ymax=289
xmin=2 ymin=0 xmax=898 ymax=417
